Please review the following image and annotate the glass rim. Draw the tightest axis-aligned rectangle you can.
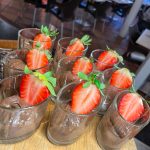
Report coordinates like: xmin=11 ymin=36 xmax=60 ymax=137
xmin=3 ymin=49 xmax=52 ymax=72
xmin=56 ymin=81 xmax=98 ymax=117
xmin=57 ymin=37 xmax=88 ymax=51
xmin=0 ymin=75 xmax=49 ymax=111
xmin=113 ymin=90 xmax=150 ymax=127
xmin=90 ymin=49 xmax=120 ymax=66
xmin=18 ymin=28 xmax=56 ymax=42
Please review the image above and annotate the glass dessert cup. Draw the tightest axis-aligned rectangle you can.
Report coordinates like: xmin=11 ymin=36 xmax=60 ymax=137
xmin=47 ymin=82 xmax=96 ymax=145
xmin=18 ymin=25 xmax=57 ymax=51
xmin=90 ymin=49 xmax=120 ymax=72
xmin=53 ymin=37 xmax=88 ymax=69
xmin=96 ymin=90 xmax=150 ymax=150
xmin=54 ymin=56 xmax=88 ymax=95
xmin=97 ymin=68 xmax=133 ymax=115
xmin=0 ymin=75 xmax=49 ymax=144
xmin=2 ymin=49 xmax=52 ymax=78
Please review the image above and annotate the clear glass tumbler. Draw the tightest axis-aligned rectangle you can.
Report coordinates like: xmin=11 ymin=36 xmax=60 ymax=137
xmin=2 ymin=49 xmax=52 ymax=78
xmin=53 ymin=37 xmax=88 ymax=68
xmin=18 ymin=25 xmax=57 ymax=51
xmin=47 ymin=82 xmax=96 ymax=145
xmin=98 ymin=68 xmax=133 ymax=115
xmin=54 ymin=56 xmax=90 ymax=94
xmin=0 ymin=75 xmax=49 ymax=143
xmin=96 ymin=91 xmax=150 ymax=150
xmin=90 ymin=49 xmax=120 ymax=72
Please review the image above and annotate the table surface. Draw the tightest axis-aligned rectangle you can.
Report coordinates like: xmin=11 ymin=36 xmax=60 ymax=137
xmin=0 ymin=40 xmax=137 ymax=150
xmin=136 ymin=29 xmax=150 ymax=51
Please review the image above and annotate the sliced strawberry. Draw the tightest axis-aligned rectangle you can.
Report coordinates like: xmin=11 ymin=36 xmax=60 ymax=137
xmin=71 ymin=82 xmax=101 ymax=114
xmin=65 ymin=35 xmax=91 ymax=56
xmin=110 ymin=68 xmax=133 ymax=89
xmin=32 ymin=25 xmax=58 ymax=50
xmin=26 ymin=49 xmax=49 ymax=73
xmin=72 ymin=57 xmax=93 ymax=75
xmin=118 ymin=93 xmax=144 ymax=122
xmin=33 ymin=34 xmax=52 ymax=50
xmin=20 ymin=74 xmax=50 ymax=106
xmin=96 ymin=50 xmax=119 ymax=71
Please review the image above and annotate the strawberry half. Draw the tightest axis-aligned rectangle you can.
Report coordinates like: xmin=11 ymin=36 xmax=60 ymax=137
xmin=26 ymin=49 xmax=50 ymax=73
xmin=71 ymin=82 xmax=101 ymax=114
xmin=33 ymin=25 xmax=58 ymax=50
xmin=118 ymin=93 xmax=144 ymax=122
xmin=20 ymin=74 xmax=50 ymax=106
xmin=110 ymin=68 xmax=133 ymax=89
xmin=72 ymin=57 xmax=93 ymax=75
xmin=96 ymin=50 xmax=121 ymax=71
xmin=65 ymin=35 xmax=92 ymax=56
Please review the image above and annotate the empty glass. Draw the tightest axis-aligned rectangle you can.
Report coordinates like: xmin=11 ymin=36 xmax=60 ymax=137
xmin=18 ymin=25 xmax=57 ymax=51
xmin=2 ymin=49 xmax=52 ymax=78
xmin=96 ymin=91 xmax=150 ymax=150
xmin=47 ymin=82 xmax=96 ymax=145
xmin=0 ymin=75 xmax=49 ymax=143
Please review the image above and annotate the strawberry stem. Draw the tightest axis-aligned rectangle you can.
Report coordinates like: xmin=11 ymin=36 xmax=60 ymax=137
xmin=80 ymin=35 xmax=92 ymax=46
xmin=78 ymin=72 xmax=105 ymax=94
xmin=41 ymin=25 xmax=59 ymax=37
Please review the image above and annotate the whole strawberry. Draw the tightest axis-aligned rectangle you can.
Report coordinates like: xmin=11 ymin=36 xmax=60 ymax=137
xmin=33 ymin=25 xmax=58 ymax=50
xmin=71 ymin=72 xmax=105 ymax=114
xmin=65 ymin=35 xmax=92 ymax=56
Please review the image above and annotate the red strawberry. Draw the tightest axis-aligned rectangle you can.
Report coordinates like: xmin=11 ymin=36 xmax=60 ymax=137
xmin=72 ymin=57 xmax=93 ymax=75
xmin=26 ymin=49 xmax=49 ymax=73
xmin=118 ymin=93 xmax=144 ymax=122
xmin=96 ymin=50 xmax=120 ymax=71
xmin=71 ymin=82 xmax=101 ymax=114
xmin=65 ymin=35 xmax=91 ymax=56
xmin=20 ymin=74 xmax=50 ymax=106
xmin=33 ymin=25 xmax=58 ymax=50
xmin=110 ymin=68 xmax=133 ymax=89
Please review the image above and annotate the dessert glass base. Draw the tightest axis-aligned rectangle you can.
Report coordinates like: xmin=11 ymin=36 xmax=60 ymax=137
xmin=0 ymin=75 xmax=49 ymax=144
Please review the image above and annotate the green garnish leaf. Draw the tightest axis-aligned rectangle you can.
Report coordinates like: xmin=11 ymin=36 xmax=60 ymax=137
xmin=78 ymin=72 xmax=88 ymax=81
xmin=94 ymin=79 xmax=105 ymax=90
xmin=43 ymin=81 xmax=56 ymax=96
xmin=45 ymin=50 xmax=52 ymax=60
xmin=47 ymin=77 xmax=56 ymax=87
xmin=83 ymin=81 xmax=91 ymax=88
xmin=44 ymin=71 xmax=53 ymax=78
xmin=35 ymin=42 xmax=41 ymax=48
xmin=24 ymin=66 xmax=33 ymax=74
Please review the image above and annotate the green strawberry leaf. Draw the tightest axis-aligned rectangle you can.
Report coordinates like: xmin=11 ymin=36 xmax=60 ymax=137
xmin=24 ymin=65 xmax=33 ymax=74
xmin=83 ymin=81 xmax=91 ymax=88
xmin=78 ymin=72 xmax=88 ymax=81
xmin=43 ymin=81 xmax=56 ymax=96
xmin=44 ymin=71 xmax=53 ymax=78
xmin=47 ymin=77 xmax=56 ymax=87
xmin=130 ymin=84 xmax=136 ymax=93
xmin=35 ymin=42 xmax=41 ymax=48
xmin=114 ymin=64 xmax=120 ymax=69
xmin=45 ymin=50 xmax=52 ymax=60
